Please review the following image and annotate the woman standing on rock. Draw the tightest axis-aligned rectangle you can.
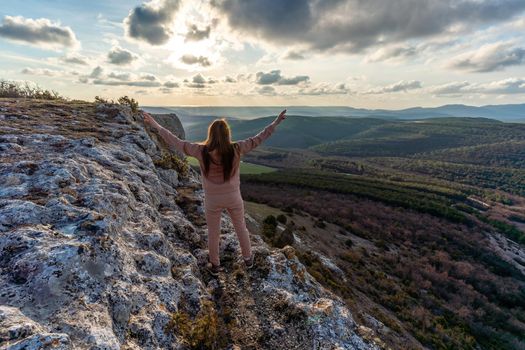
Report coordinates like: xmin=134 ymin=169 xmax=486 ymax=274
xmin=142 ymin=110 xmax=287 ymax=275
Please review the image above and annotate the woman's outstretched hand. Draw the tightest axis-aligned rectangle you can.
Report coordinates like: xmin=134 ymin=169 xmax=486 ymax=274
xmin=276 ymin=109 xmax=287 ymax=124
xmin=142 ymin=111 xmax=158 ymax=129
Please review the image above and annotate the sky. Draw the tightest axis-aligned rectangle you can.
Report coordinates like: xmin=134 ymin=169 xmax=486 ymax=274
xmin=1 ymin=0 xmax=525 ymax=108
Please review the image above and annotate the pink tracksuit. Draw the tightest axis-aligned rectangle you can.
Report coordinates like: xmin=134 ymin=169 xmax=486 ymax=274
xmin=156 ymin=117 xmax=280 ymax=265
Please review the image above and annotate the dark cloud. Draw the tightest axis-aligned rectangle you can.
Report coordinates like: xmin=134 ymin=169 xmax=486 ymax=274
xmin=447 ymin=42 xmax=525 ymax=72
xmin=214 ymin=0 xmax=525 ymax=52
xmin=185 ymin=24 xmax=211 ymax=41
xmin=0 ymin=15 xmax=78 ymax=48
xmin=107 ymin=46 xmax=138 ymax=65
xmin=181 ymin=54 xmax=212 ymax=67
xmin=365 ymin=80 xmax=422 ymax=94
xmin=124 ymin=0 xmax=181 ymax=45
xmin=224 ymin=76 xmax=236 ymax=83
xmin=255 ymin=70 xmax=281 ymax=85
xmin=255 ymin=70 xmax=309 ymax=85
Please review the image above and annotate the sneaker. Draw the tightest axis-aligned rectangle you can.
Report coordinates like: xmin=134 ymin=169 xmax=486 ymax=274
xmin=206 ymin=261 xmax=223 ymax=276
xmin=243 ymin=254 xmax=254 ymax=269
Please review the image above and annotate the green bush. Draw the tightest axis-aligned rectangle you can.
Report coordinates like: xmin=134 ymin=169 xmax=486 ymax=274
xmin=277 ymin=214 xmax=287 ymax=224
xmin=0 ymin=79 xmax=64 ymax=100
xmin=263 ymin=215 xmax=277 ymax=227
xmin=94 ymin=95 xmax=113 ymax=104
xmin=165 ymin=299 xmax=225 ymax=349
xmin=153 ymin=153 xmax=189 ymax=176
xmin=273 ymin=227 xmax=295 ymax=248
xmin=118 ymin=95 xmax=139 ymax=114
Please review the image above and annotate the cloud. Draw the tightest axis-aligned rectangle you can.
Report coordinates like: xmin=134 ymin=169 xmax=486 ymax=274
xmin=224 ymin=76 xmax=236 ymax=83
xmin=107 ymin=46 xmax=138 ymax=65
xmin=141 ymin=74 xmax=157 ymax=81
xmin=20 ymin=67 xmax=59 ymax=76
xmin=185 ymin=24 xmax=211 ymax=41
xmin=164 ymin=81 xmax=179 ymax=88
xmin=82 ymin=67 xmax=161 ymax=87
xmin=90 ymin=66 xmax=103 ymax=78
xmin=0 ymin=15 xmax=79 ymax=49
xmin=365 ymin=45 xmax=417 ymax=63
xmin=186 ymin=73 xmax=210 ymax=88
xmin=428 ymin=81 xmax=472 ymax=95
xmin=255 ymin=86 xmax=276 ymax=95
xmin=278 ymin=75 xmax=310 ymax=85
xmin=428 ymin=78 xmax=525 ymax=95
xmin=108 ymin=72 xmax=131 ymax=81
xmin=255 ymin=70 xmax=281 ymax=85
xmin=447 ymin=42 xmax=525 ymax=72
xmin=214 ymin=0 xmax=525 ymax=52
xmin=255 ymin=70 xmax=309 ymax=85
xmin=60 ymin=55 xmax=88 ymax=65
xmin=298 ymin=83 xmax=351 ymax=95
xmin=124 ymin=0 xmax=181 ymax=45
xmin=192 ymin=73 xmax=206 ymax=84
xmin=93 ymin=79 xmax=161 ymax=87
xmin=181 ymin=54 xmax=212 ymax=67
xmin=284 ymin=51 xmax=305 ymax=60
xmin=365 ymin=80 xmax=422 ymax=94
xmin=480 ymin=77 xmax=525 ymax=93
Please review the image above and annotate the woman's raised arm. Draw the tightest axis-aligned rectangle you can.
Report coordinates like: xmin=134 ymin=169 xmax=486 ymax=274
xmin=142 ymin=111 xmax=202 ymax=158
xmin=236 ymin=109 xmax=286 ymax=155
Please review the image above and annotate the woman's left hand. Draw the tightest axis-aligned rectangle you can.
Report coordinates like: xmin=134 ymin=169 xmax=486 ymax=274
xmin=142 ymin=111 xmax=158 ymax=128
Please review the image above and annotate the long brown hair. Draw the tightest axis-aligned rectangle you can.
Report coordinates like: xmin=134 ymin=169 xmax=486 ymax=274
xmin=201 ymin=118 xmax=239 ymax=181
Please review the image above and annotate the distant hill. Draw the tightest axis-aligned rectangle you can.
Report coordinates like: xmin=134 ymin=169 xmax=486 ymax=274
xmin=311 ymin=117 xmax=525 ymax=157
xmin=396 ymin=104 xmax=525 ymax=121
xmin=144 ymin=103 xmax=525 ymax=122
xmin=183 ymin=115 xmax=525 ymax=156
xmin=185 ymin=115 xmax=389 ymax=148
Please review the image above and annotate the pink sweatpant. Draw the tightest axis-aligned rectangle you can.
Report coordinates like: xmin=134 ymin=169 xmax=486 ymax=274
xmin=203 ymin=189 xmax=252 ymax=266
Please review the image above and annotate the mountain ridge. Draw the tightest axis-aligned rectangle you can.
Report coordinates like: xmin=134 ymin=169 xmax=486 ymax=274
xmin=143 ymin=103 xmax=525 ymax=122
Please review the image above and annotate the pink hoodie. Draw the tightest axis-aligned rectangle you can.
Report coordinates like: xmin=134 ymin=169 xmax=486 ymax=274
xmin=156 ymin=117 xmax=280 ymax=194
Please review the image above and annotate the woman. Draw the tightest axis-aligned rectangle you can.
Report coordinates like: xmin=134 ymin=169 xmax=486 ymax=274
xmin=142 ymin=110 xmax=287 ymax=275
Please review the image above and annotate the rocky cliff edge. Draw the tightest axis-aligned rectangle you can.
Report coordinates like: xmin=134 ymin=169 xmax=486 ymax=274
xmin=0 ymin=99 xmax=383 ymax=350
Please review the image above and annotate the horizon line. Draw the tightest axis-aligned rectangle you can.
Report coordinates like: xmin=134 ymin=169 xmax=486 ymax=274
xmin=143 ymin=102 xmax=525 ymax=111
